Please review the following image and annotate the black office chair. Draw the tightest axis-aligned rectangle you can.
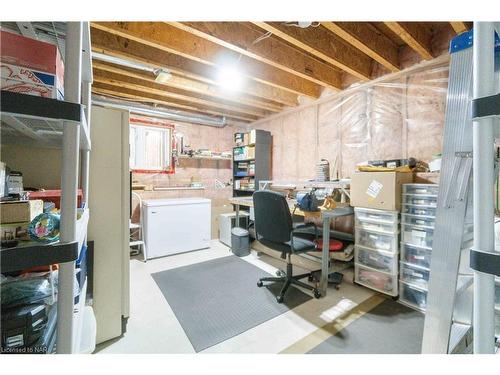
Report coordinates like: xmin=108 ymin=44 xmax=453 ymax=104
xmin=253 ymin=190 xmax=321 ymax=303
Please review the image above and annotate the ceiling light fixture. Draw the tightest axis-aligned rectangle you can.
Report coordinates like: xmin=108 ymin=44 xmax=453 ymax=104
xmin=154 ymin=68 xmax=172 ymax=83
xmin=215 ymin=64 xmax=245 ymax=92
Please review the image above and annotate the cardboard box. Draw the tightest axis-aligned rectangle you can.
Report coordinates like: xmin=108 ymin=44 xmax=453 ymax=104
xmin=0 ymin=200 xmax=43 ymax=224
xmin=350 ymin=172 xmax=413 ymax=211
xmin=0 ymin=30 xmax=64 ymax=99
xmin=0 ymin=222 xmax=30 ymax=241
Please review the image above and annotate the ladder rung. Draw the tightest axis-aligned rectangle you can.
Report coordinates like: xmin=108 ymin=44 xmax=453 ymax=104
xmin=129 ymin=223 xmax=141 ymax=229
xmin=129 ymin=240 xmax=144 ymax=247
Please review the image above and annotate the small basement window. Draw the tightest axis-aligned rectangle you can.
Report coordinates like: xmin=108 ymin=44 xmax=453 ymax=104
xmin=129 ymin=116 xmax=175 ymax=173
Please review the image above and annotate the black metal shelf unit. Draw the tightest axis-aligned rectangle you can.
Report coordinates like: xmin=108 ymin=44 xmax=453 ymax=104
xmin=232 ymin=129 xmax=271 ymax=197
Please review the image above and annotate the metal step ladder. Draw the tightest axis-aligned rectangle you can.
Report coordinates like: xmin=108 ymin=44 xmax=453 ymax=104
xmin=421 ymin=23 xmax=500 ymax=354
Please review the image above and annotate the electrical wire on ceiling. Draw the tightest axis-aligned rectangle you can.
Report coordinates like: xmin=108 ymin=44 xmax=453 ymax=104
xmin=252 ymin=30 xmax=273 ymax=45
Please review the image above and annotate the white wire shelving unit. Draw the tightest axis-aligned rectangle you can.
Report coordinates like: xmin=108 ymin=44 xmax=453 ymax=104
xmin=0 ymin=22 xmax=94 ymax=354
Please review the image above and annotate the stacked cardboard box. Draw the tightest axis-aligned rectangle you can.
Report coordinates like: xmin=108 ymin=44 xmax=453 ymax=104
xmin=1 ymin=30 xmax=65 ymax=100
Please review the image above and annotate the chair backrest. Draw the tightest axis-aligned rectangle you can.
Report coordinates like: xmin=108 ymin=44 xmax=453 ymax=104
xmin=253 ymin=190 xmax=293 ymax=243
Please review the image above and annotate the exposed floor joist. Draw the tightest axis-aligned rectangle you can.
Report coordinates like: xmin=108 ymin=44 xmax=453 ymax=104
xmin=93 ymin=61 xmax=283 ymax=114
xmin=92 ymin=84 xmax=258 ymax=123
xmin=321 ymin=22 xmax=400 ymax=72
xmin=169 ymin=22 xmax=342 ymax=90
xmin=90 ymin=27 xmax=299 ymax=108
xmin=449 ymin=22 xmax=469 ymax=35
xmin=92 ymin=67 xmax=273 ymax=118
xmin=384 ymin=22 xmax=434 ymax=60
xmin=253 ymin=22 xmax=373 ymax=80
xmin=91 ymin=22 xmax=322 ymax=98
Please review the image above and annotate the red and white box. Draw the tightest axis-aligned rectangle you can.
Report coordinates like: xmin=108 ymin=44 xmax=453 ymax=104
xmin=1 ymin=30 xmax=65 ymax=99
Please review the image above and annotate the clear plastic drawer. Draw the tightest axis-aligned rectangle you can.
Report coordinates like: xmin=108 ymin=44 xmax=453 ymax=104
xmin=399 ymin=281 xmax=427 ymax=311
xmin=355 ymin=264 xmax=398 ymax=296
xmin=401 ymin=243 xmax=432 ymax=270
xmin=355 ymin=228 xmax=398 ymax=253
xmin=402 ymin=223 xmax=434 ymax=248
xmin=355 ymin=216 xmax=399 ymax=234
xmin=402 ymin=204 xmax=437 ymax=217
xmin=400 ymin=262 xmax=431 ymax=289
xmin=401 ymin=213 xmax=436 ymax=228
xmin=403 ymin=184 xmax=439 ymax=196
xmin=402 ymin=194 xmax=438 ymax=208
xmin=355 ymin=245 xmax=398 ymax=274
xmin=354 ymin=207 xmax=398 ymax=224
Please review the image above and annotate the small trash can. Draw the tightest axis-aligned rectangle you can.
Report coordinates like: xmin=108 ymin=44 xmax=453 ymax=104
xmin=231 ymin=227 xmax=250 ymax=257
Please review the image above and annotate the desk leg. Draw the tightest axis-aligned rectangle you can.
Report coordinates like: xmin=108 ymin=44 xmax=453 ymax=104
xmin=235 ymin=204 xmax=240 ymax=227
xmin=320 ymin=217 xmax=331 ymax=297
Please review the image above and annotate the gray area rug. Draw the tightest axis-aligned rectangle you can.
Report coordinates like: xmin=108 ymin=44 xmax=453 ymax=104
xmin=308 ymin=299 xmax=424 ymax=354
xmin=152 ymin=255 xmax=312 ymax=352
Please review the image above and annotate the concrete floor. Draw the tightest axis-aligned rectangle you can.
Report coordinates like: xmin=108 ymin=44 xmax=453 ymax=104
xmin=96 ymin=240 xmax=376 ymax=354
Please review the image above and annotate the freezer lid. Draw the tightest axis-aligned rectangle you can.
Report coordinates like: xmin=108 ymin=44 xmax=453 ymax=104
xmin=143 ymin=197 xmax=212 ymax=207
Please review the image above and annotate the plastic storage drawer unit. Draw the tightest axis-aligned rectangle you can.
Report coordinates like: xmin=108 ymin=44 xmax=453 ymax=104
xmin=355 ymin=245 xmax=398 ymax=274
xmin=402 ymin=194 xmax=438 ymax=208
xmin=355 ymin=228 xmax=398 ymax=253
xmin=401 ymin=213 xmax=436 ymax=228
xmin=400 ymin=262 xmax=430 ymax=289
xmin=355 ymin=264 xmax=398 ymax=296
xmin=403 ymin=184 xmax=439 ymax=196
xmin=399 ymin=281 xmax=428 ymax=311
xmin=354 ymin=207 xmax=398 ymax=224
xmin=401 ymin=243 xmax=432 ymax=270
xmin=402 ymin=224 xmax=434 ymax=248
xmin=402 ymin=204 xmax=437 ymax=217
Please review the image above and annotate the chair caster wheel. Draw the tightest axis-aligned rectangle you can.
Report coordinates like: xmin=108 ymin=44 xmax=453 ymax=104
xmin=257 ymin=280 xmax=263 ymax=287
xmin=313 ymin=289 xmax=321 ymax=299
xmin=276 ymin=270 xmax=285 ymax=277
xmin=276 ymin=295 xmax=284 ymax=303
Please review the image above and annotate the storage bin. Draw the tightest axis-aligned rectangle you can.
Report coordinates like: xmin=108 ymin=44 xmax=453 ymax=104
xmin=402 ymin=223 xmax=434 ymax=248
xmin=355 ymin=264 xmax=398 ymax=296
xmin=399 ymin=281 xmax=428 ymax=311
xmin=401 ymin=243 xmax=432 ymax=269
xmin=402 ymin=194 xmax=438 ymax=208
xmin=355 ymin=245 xmax=398 ymax=274
xmin=355 ymin=228 xmax=398 ymax=253
xmin=403 ymin=184 xmax=439 ymax=196
xmin=400 ymin=262 xmax=430 ymax=289
xmin=354 ymin=207 xmax=398 ymax=224
xmin=402 ymin=204 xmax=437 ymax=217
xmin=401 ymin=213 xmax=436 ymax=228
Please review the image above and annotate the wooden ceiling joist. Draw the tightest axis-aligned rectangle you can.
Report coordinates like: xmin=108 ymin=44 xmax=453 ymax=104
xmin=384 ymin=22 xmax=434 ymax=60
xmin=92 ymin=67 xmax=273 ymax=118
xmin=169 ymin=22 xmax=342 ymax=90
xmin=92 ymin=83 xmax=259 ymax=123
xmin=321 ymin=22 xmax=400 ymax=72
xmin=449 ymin=22 xmax=469 ymax=35
xmin=90 ymin=27 xmax=299 ymax=108
xmin=93 ymin=61 xmax=283 ymax=114
xmin=253 ymin=22 xmax=373 ymax=81
xmin=90 ymin=22 xmax=322 ymax=98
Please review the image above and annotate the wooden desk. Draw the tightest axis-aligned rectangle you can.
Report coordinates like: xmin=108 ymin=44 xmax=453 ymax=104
xmin=229 ymin=196 xmax=354 ymax=297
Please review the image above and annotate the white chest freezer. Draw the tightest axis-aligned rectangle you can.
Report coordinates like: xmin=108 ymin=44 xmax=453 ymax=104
xmin=143 ymin=198 xmax=211 ymax=259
